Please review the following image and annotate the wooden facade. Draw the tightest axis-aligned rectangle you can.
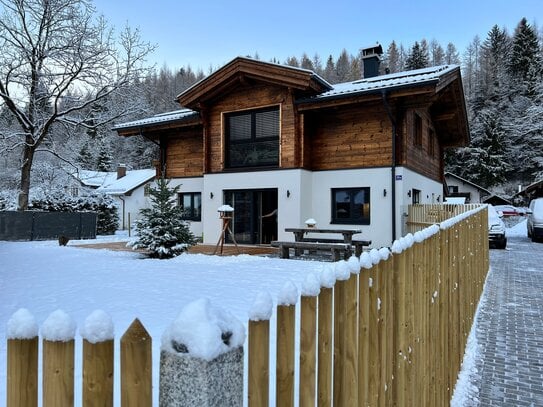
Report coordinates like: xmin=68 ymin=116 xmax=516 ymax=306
xmin=116 ymin=56 xmax=468 ymax=185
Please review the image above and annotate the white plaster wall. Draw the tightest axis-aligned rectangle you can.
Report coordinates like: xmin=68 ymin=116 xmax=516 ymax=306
xmin=169 ymin=178 xmax=204 ymax=239
xmin=114 ymin=185 xmax=152 ymax=230
xmin=444 ymin=176 xmax=484 ymax=203
xmin=397 ymin=167 xmax=444 ymax=236
xmin=311 ymin=168 xmax=394 ymax=249
xmin=202 ymin=170 xmax=310 ymax=244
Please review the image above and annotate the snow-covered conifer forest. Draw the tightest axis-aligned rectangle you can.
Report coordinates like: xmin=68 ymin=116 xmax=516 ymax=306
xmin=0 ymin=1 xmax=541 ymax=208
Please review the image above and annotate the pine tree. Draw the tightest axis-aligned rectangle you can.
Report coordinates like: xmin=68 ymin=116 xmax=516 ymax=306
xmin=77 ymin=141 xmax=94 ymax=169
xmin=509 ymin=18 xmax=542 ymax=89
xmin=430 ymin=39 xmax=445 ymax=66
xmin=405 ymin=42 xmax=429 ymax=70
xmin=385 ymin=41 xmax=401 ymax=73
xmin=96 ymin=140 xmax=113 ymax=172
xmin=130 ymin=178 xmax=196 ymax=259
xmin=335 ymin=49 xmax=351 ymax=82
xmin=445 ymin=43 xmax=460 ymax=65
xmin=323 ymin=55 xmax=337 ymax=83
xmin=480 ymin=25 xmax=511 ymax=102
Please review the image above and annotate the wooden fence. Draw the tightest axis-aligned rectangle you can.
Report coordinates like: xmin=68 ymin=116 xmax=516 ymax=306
xmin=247 ymin=204 xmax=489 ymax=406
xmin=7 ymin=319 xmax=152 ymax=407
xmin=6 ymin=205 xmax=489 ymax=406
xmin=406 ymin=203 xmax=481 ymax=233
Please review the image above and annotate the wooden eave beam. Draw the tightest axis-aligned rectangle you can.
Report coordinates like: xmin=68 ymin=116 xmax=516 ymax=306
xmin=116 ymin=119 xmax=202 ymax=137
xmin=296 ymin=85 xmax=435 ymax=112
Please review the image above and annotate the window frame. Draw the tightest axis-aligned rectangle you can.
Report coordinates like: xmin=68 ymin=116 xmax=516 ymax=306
xmin=224 ymin=106 xmax=280 ymax=169
xmin=331 ymin=187 xmax=371 ymax=225
xmin=178 ymin=192 xmax=202 ymax=221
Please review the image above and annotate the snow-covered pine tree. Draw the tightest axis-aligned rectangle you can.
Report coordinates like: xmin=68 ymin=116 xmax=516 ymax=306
xmin=130 ymin=178 xmax=196 ymax=259
xmin=405 ymin=41 xmax=429 ymax=70
xmin=509 ymin=18 xmax=542 ymax=92
xmin=96 ymin=139 xmax=113 ymax=172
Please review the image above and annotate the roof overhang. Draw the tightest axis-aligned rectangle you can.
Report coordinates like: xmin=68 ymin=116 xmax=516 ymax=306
xmin=114 ymin=109 xmax=202 ymax=137
xmin=176 ymin=57 xmax=332 ymax=110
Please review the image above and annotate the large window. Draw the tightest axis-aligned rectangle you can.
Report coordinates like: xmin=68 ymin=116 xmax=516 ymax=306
xmin=331 ymin=187 xmax=371 ymax=225
xmin=178 ymin=192 xmax=201 ymax=221
xmin=225 ymin=107 xmax=279 ymax=168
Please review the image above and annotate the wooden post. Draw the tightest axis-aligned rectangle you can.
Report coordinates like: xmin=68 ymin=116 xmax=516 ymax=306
xmin=318 ymin=286 xmax=333 ymax=407
xmin=343 ymin=273 xmax=359 ymax=406
xmin=299 ymin=295 xmax=318 ymax=407
xmin=120 ymin=319 xmax=152 ymax=407
xmin=7 ymin=337 xmax=38 ymax=407
xmin=367 ymin=261 xmax=379 ymax=406
xmin=248 ymin=319 xmax=270 ymax=407
xmin=333 ymin=278 xmax=346 ymax=407
xmin=43 ymin=339 xmax=75 ymax=407
xmin=358 ymin=266 xmax=370 ymax=406
xmin=276 ymin=304 xmax=295 ymax=407
xmin=83 ymin=339 xmax=114 ymax=407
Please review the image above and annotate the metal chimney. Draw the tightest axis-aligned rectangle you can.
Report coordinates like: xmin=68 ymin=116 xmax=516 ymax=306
xmin=361 ymin=43 xmax=383 ymax=78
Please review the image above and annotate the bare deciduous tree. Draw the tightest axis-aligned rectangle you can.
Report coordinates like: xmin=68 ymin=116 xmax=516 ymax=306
xmin=0 ymin=0 xmax=155 ymax=210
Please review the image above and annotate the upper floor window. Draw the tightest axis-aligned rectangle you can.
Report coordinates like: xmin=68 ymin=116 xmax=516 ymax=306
xmin=225 ymin=107 xmax=279 ymax=168
xmin=331 ymin=187 xmax=371 ymax=225
xmin=178 ymin=192 xmax=202 ymax=221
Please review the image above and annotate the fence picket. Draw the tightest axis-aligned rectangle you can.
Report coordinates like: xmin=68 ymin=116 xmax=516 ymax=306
xmin=317 ymin=287 xmax=333 ymax=407
xmin=299 ymin=295 xmax=317 ymax=407
xmin=120 ymin=319 xmax=152 ymax=407
xmin=43 ymin=339 xmax=75 ymax=407
xmin=83 ymin=339 xmax=114 ymax=407
xmin=7 ymin=337 xmax=38 ymax=407
xmin=276 ymin=305 xmax=295 ymax=407
xmin=248 ymin=319 xmax=269 ymax=407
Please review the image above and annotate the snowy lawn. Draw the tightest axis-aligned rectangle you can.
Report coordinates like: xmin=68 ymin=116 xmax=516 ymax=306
xmin=0 ymin=235 xmax=322 ymax=406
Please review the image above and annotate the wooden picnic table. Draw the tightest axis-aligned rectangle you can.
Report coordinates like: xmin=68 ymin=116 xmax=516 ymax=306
xmin=284 ymin=227 xmax=363 ymax=245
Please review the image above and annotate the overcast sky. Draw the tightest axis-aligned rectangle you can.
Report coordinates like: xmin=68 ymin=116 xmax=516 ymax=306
xmin=93 ymin=0 xmax=543 ymax=71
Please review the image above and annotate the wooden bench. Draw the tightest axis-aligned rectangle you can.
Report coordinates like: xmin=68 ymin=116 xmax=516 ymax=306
xmin=302 ymin=238 xmax=372 ymax=257
xmin=271 ymin=240 xmax=352 ymax=261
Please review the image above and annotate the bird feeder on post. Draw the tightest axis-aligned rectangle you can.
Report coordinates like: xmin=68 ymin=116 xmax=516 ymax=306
xmin=214 ymin=205 xmax=239 ymax=255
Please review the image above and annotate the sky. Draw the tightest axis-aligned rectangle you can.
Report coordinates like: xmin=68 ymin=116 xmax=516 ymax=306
xmin=92 ymin=0 xmax=543 ymax=71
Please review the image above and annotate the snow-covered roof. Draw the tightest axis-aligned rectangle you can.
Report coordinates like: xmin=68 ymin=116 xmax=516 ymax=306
xmin=113 ymin=109 xmax=199 ymax=131
xmin=303 ymin=65 xmax=459 ymax=102
xmin=76 ymin=170 xmax=118 ymax=188
xmin=97 ymin=169 xmax=156 ymax=195
xmin=74 ymin=169 xmax=156 ymax=195
xmin=444 ymin=172 xmax=491 ymax=195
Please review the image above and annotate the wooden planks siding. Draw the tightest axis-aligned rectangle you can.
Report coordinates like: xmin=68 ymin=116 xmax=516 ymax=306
xmin=402 ymin=109 xmax=442 ymax=181
xmin=164 ymin=127 xmax=204 ymax=178
xmin=306 ymin=103 xmax=393 ymax=170
xmin=206 ymin=84 xmax=298 ymax=173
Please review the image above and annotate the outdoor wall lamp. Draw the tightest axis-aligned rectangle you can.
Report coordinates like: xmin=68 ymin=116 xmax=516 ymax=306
xmin=383 ymin=189 xmax=387 ymax=197
xmin=287 ymin=190 xmax=291 ymax=198
xmin=407 ymin=189 xmax=412 ymax=198
xmin=210 ymin=192 xmax=214 ymax=199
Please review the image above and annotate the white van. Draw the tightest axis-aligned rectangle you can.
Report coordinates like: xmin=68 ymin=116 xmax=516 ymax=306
xmin=527 ymin=198 xmax=543 ymax=242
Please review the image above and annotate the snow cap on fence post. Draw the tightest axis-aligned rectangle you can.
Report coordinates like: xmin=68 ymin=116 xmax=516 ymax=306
xmin=7 ymin=308 xmax=38 ymax=339
xmin=347 ymin=255 xmax=361 ymax=274
xmin=302 ymin=272 xmax=321 ymax=296
xmin=391 ymin=240 xmax=403 ymax=255
xmin=278 ymin=280 xmax=299 ymax=306
xmin=320 ymin=264 xmax=337 ymax=288
xmin=378 ymin=247 xmax=391 ymax=261
xmin=335 ymin=260 xmax=351 ymax=281
xmin=41 ymin=309 xmax=76 ymax=341
xmin=369 ymin=248 xmax=381 ymax=265
xmin=80 ymin=310 xmax=114 ymax=343
xmin=359 ymin=251 xmax=373 ymax=269
xmin=249 ymin=291 xmax=274 ymax=321
xmin=160 ymin=298 xmax=245 ymax=406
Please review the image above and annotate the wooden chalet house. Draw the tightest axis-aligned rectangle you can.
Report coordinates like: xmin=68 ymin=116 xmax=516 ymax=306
xmin=115 ymin=46 xmax=469 ymax=248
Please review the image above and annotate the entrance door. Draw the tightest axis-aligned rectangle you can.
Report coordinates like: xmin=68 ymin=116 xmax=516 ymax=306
xmin=224 ymin=189 xmax=278 ymax=244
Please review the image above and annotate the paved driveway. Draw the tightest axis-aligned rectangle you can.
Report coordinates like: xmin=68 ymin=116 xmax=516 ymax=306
xmin=462 ymin=234 xmax=543 ymax=406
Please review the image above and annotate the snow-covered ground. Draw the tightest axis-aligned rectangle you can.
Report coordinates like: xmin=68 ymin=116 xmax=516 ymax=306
xmin=0 ymin=233 xmax=321 ymax=406
xmin=2 ymin=221 xmax=527 ymax=406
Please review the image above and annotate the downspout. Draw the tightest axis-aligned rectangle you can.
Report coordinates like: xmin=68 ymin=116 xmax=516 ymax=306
xmin=382 ymin=90 xmax=397 ymax=244
xmin=118 ymin=195 xmax=126 ymax=230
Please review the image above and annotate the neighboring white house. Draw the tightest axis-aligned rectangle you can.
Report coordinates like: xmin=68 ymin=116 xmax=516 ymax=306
xmin=444 ymin=172 xmax=490 ymax=203
xmin=74 ymin=165 xmax=156 ymax=229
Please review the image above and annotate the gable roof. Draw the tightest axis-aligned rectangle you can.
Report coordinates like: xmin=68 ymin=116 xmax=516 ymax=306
xmin=176 ymin=56 xmax=332 ymax=110
xmin=444 ymin=172 xmax=491 ymax=195
xmin=74 ymin=169 xmax=156 ymax=195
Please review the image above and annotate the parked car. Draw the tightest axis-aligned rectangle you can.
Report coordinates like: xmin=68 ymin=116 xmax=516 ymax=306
xmin=488 ymin=205 xmax=507 ymax=249
xmin=527 ymin=198 xmax=543 ymax=242
xmin=493 ymin=205 xmax=521 ymax=217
